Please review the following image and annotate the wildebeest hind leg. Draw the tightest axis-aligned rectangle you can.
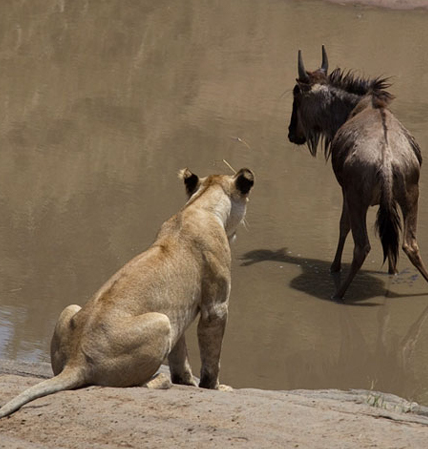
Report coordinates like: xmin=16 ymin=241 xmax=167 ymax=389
xmin=331 ymin=192 xmax=351 ymax=273
xmin=400 ymin=188 xmax=428 ymax=282
xmin=333 ymin=203 xmax=370 ymax=299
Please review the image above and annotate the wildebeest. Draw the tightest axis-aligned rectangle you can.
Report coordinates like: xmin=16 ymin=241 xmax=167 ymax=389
xmin=288 ymin=46 xmax=428 ymax=299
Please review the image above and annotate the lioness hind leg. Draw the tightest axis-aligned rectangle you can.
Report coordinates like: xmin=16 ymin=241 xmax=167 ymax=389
xmin=93 ymin=312 xmax=173 ymax=387
xmin=51 ymin=304 xmax=82 ymax=375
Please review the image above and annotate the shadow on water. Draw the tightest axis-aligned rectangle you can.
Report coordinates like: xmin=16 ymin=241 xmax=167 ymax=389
xmin=240 ymin=247 xmax=427 ymax=305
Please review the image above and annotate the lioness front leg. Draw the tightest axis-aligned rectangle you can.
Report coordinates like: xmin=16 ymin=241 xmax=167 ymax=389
xmin=168 ymin=335 xmax=197 ymax=386
xmin=197 ymin=309 xmax=227 ymax=389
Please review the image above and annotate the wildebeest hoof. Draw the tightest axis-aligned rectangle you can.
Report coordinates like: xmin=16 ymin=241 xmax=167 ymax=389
xmin=331 ymin=293 xmax=344 ymax=302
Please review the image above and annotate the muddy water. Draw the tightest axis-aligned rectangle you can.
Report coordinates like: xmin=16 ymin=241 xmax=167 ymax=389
xmin=1 ymin=0 xmax=428 ymax=405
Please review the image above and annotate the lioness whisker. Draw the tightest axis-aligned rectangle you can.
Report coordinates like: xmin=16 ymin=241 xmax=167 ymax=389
xmin=230 ymin=136 xmax=252 ymax=150
xmin=223 ymin=159 xmax=237 ymax=174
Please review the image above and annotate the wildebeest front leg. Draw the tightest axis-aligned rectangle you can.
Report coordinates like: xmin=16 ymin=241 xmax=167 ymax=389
xmin=331 ymin=191 xmax=351 ymax=273
xmin=334 ymin=201 xmax=370 ymax=299
xmin=168 ymin=334 xmax=197 ymax=386
xmin=197 ymin=306 xmax=228 ymax=389
xmin=400 ymin=186 xmax=428 ymax=282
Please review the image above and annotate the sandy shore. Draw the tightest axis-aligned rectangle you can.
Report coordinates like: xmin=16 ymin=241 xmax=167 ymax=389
xmin=324 ymin=0 xmax=428 ymax=9
xmin=0 ymin=360 xmax=427 ymax=448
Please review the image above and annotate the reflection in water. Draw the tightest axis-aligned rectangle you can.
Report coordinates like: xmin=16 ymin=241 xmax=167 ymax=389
xmin=283 ymin=301 xmax=428 ymax=404
xmin=1 ymin=0 xmax=428 ymax=405
xmin=240 ymin=248 xmax=428 ymax=403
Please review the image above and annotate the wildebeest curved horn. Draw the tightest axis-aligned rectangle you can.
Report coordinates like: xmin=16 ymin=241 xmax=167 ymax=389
xmin=298 ymin=50 xmax=310 ymax=83
xmin=321 ymin=45 xmax=328 ymax=74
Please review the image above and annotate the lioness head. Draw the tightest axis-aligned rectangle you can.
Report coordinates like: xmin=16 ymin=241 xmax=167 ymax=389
xmin=179 ymin=168 xmax=254 ymax=241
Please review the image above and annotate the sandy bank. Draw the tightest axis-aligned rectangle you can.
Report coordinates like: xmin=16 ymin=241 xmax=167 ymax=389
xmin=0 ymin=360 xmax=427 ymax=448
xmin=325 ymin=0 xmax=428 ymax=9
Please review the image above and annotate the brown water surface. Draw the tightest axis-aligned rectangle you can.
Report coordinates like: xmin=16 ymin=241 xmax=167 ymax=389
xmin=1 ymin=0 xmax=428 ymax=405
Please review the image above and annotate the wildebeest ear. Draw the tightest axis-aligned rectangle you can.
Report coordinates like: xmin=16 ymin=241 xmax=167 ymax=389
xmin=296 ymin=80 xmax=311 ymax=92
xmin=234 ymin=168 xmax=254 ymax=195
xmin=178 ymin=168 xmax=200 ymax=196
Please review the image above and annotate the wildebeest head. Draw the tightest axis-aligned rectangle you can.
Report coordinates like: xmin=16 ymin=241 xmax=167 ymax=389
xmin=288 ymin=46 xmax=329 ymax=156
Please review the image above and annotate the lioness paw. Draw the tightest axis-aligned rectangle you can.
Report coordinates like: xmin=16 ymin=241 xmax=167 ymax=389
xmin=218 ymin=384 xmax=233 ymax=392
xmin=171 ymin=372 xmax=198 ymax=387
xmin=145 ymin=373 xmax=172 ymax=390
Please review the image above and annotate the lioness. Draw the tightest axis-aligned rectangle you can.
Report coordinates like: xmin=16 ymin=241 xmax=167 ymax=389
xmin=0 ymin=167 xmax=254 ymax=418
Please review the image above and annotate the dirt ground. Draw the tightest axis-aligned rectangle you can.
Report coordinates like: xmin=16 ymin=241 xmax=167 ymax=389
xmin=0 ymin=360 xmax=427 ymax=448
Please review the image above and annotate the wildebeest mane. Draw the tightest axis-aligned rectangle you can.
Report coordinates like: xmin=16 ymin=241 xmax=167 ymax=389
xmin=312 ymin=69 xmax=396 ymax=159
xmin=328 ymin=68 xmax=395 ymax=108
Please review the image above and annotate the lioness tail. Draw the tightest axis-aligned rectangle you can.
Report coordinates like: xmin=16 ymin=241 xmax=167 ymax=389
xmin=0 ymin=366 xmax=83 ymax=418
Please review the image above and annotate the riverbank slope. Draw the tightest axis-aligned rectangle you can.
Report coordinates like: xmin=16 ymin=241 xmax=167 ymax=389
xmin=0 ymin=360 xmax=427 ymax=448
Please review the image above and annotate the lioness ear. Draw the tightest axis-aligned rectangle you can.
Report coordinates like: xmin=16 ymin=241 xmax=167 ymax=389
xmin=178 ymin=168 xmax=200 ymax=196
xmin=234 ymin=168 xmax=254 ymax=195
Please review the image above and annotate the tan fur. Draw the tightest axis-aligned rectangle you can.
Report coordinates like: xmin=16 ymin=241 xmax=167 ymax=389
xmin=0 ymin=168 xmax=254 ymax=418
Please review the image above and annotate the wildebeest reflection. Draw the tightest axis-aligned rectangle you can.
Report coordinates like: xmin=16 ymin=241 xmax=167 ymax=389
xmin=288 ymin=46 xmax=428 ymax=300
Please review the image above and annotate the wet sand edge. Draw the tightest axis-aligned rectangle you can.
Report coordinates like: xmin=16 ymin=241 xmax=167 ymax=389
xmin=323 ymin=0 xmax=428 ymax=9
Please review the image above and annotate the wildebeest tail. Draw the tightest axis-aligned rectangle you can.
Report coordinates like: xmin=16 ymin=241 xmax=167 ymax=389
xmin=375 ymin=165 xmax=401 ymax=267
xmin=0 ymin=366 xmax=84 ymax=418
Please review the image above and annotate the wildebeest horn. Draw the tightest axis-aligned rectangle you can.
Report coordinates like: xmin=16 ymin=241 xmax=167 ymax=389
xmin=321 ymin=45 xmax=328 ymax=74
xmin=298 ymin=50 xmax=310 ymax=83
